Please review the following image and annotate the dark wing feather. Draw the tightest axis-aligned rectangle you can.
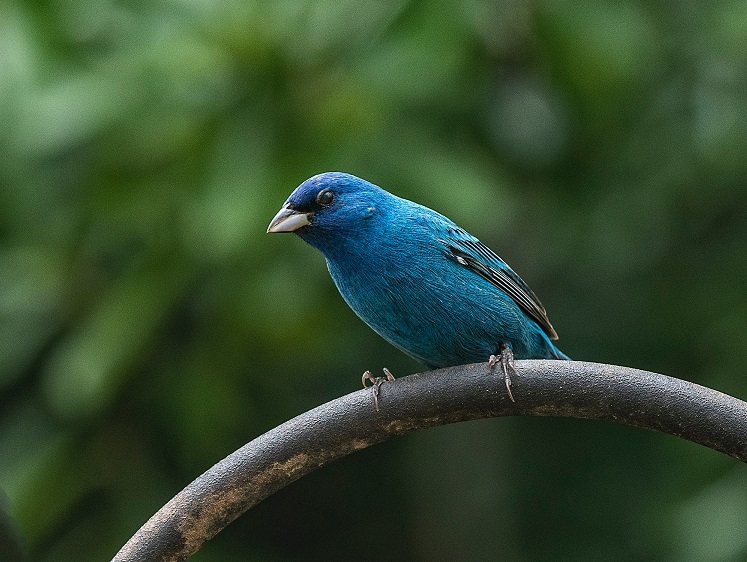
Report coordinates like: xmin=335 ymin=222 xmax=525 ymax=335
xmin=440 ymin=230 xmax=559 ymax=340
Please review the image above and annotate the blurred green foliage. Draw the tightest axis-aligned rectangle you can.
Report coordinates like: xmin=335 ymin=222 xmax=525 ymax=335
xmin=1 ymin=0 xmax=747 ymax=560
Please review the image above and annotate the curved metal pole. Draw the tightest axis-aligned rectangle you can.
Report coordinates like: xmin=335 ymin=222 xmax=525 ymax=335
xmin=113 ymin=360 xmax=747 ymax=561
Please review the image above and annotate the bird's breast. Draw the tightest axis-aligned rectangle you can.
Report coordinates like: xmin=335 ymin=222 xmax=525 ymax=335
xmin=324 ymin=250 xmax=508 ymax=366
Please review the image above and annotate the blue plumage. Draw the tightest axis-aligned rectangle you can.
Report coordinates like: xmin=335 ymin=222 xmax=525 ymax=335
xmin=268 ymin=172 xmax=569 ymax=370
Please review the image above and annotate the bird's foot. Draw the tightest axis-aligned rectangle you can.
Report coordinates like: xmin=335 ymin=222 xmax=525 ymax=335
xmin=362 ymin=368 xmax=396 ymax=412
xmin=488 ymin=343 xmax=518 ymax=402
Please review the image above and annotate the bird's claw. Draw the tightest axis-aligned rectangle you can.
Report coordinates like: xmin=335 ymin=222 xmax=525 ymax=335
xmin=362 ymin=368 xmax=396 ymax=411
xmin=488 ymin=343 xmax=518 ymax=402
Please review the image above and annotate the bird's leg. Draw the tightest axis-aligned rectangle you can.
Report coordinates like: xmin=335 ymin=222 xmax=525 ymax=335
xmin=361 ymin=368 xmax=396 ymax=412
xmin=488 ymin=343 xmax=518 ymax=402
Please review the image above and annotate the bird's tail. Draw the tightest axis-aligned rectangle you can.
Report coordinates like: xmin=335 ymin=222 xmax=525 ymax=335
xmin=550 ymin=345 xmax=571 ymax=360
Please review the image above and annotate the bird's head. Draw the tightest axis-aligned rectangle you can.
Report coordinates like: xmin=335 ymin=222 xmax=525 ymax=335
xmin=267 ymin=172 xmax=387 ymax=253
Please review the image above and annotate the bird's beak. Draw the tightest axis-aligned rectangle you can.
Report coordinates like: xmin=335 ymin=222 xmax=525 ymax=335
xmin=267 ymin=205 xmax=311 ymax=233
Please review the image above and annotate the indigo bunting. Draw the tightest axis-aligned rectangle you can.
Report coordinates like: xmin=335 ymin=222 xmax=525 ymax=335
xmin=268 ymin=172 xmax=569 ymax=400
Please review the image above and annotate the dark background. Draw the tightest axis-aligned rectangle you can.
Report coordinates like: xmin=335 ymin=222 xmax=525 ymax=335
xmin=1 ymin=1 xmax=746 ymax=560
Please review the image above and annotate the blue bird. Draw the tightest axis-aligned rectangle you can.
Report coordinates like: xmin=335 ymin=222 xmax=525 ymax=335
xmin=268 ymin=172 xmax=569 ymax=401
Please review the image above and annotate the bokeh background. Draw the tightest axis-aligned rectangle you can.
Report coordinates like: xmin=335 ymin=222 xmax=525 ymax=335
xmin=2 ymin=0 xmax=747 ymax=560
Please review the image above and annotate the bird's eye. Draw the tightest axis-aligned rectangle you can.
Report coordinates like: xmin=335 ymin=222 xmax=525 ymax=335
xmin=316 ymin=189 xmax=335 ymax=206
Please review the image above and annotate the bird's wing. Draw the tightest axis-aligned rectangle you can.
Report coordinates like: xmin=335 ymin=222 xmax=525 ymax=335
xmin=439 ymin=227 xmax=559 ymax=340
